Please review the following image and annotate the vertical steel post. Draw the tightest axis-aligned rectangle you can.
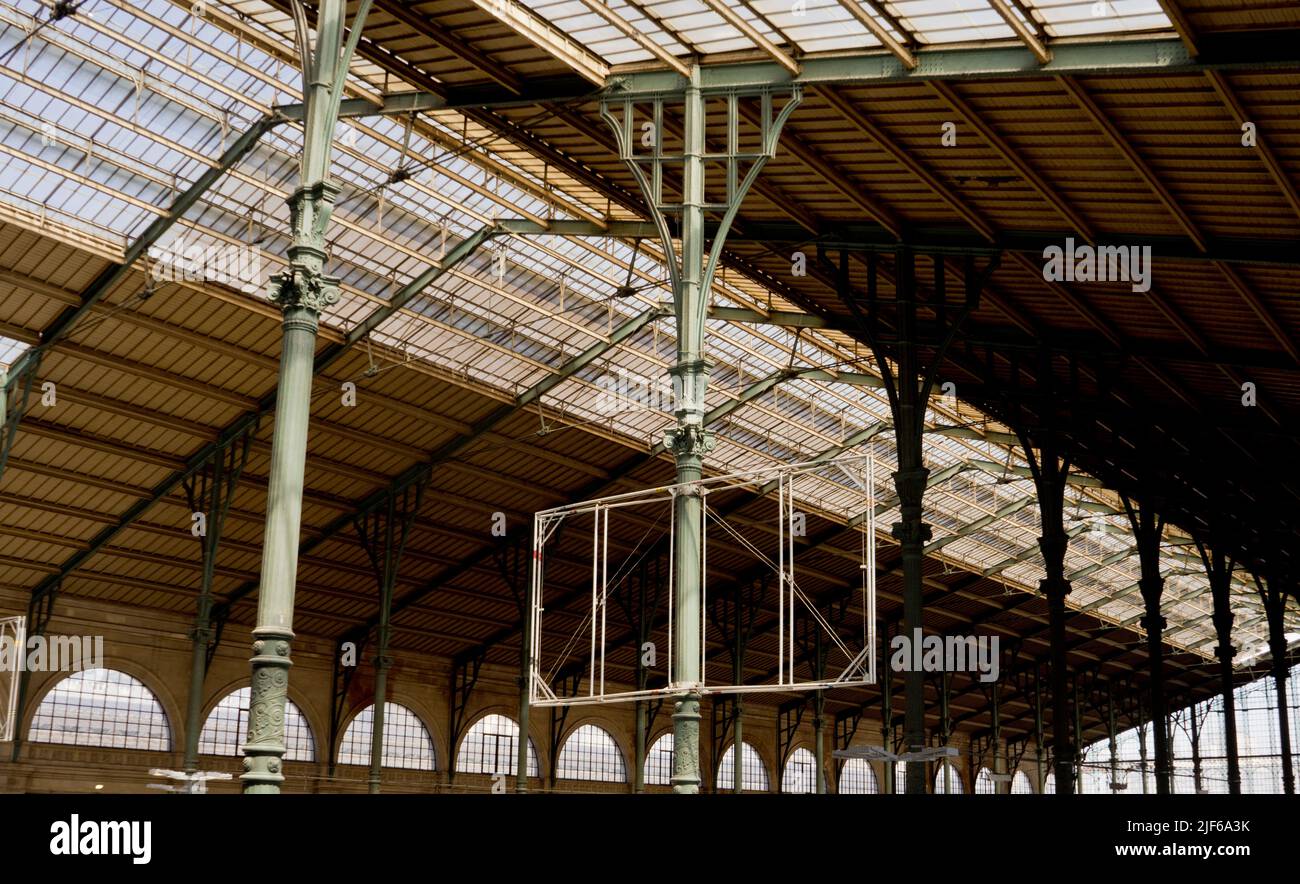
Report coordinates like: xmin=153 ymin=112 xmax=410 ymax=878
xmin=1199 ymin=540 xmax=1241 ymax=794
xmin=1189 ymin=702 xmax=1204 ymax=793
xmin=1033 ymin=668 xmax=1045 ymax=793
xmin=1107 ymin=683 xmax=1118 ymax=793
xmin=181 ymin=432 xmax=253 ymax=773
xmin=182 ymin=455 xmax=225 ymax=775
xmin=881 ymin=619 xmax=896 ymax=793
xmin=885 ymin=247 xmax=930 ymax=795
xmin=599 ymin=71 xmax=799 ymax=794
xmin=243 ymin=0 xmax=371 ymax=794
xmin=1258 ymin=574 xmax=1295 ymax=794
xmin=813 ymin=691 xmax=826 ymax=794
xmin=1138 ymin=719 xmax=1150 ymax=794
xmin=517 ymin=631 xmax=532 ymax=793
xmin=1125 ymin=493 xmax=1170 ymax=795
xmin=666 ymin=68 xmax=710 ymax=795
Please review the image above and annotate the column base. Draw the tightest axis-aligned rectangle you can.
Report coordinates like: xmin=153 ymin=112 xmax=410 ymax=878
xmin=670 ymin=693 xmax=702 ymax=794
xmin=241 ymin=627 xmax=294 ymax=794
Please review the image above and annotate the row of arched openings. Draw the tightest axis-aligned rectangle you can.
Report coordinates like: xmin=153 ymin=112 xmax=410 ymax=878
xmin=28 ymin=670 xmax=1038 ymax=790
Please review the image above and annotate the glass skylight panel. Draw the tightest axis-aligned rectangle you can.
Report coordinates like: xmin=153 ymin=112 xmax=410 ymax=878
xmin=886 ymin=0 xmax=1016 ymax=44
xmin=1032 ymin=0 xmax=1171 ymax=38
xmin=751 ymin=0 xmax=884 ymax=54
xmin=636 ymin=2 xmax=755 ymax=55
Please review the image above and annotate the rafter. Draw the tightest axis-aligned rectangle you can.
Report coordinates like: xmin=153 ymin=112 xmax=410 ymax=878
xmin=572 ymin=0 xmax=691 ymax=78
xmin=834 ymin=0 xmax=916 ymax=70
xmin=463 ymin=0 xmax=608 ymax=85
xmin=699 ymin=0 xmax=801 ymax=76
xmin=986 ymin=0 xmax=1050 ymax=65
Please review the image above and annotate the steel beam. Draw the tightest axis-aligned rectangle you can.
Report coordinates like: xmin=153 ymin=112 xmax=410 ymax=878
xmin=607 ymin=34 xmax=1300 ymax=94
xmin=0 ymin=113 xmax=279 ymax=487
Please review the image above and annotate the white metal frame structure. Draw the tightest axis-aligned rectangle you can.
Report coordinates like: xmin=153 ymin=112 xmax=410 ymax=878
xmin=528 ymin=454 xmax=878 ymax=707
xmin=0 ymin=614 xmax=22 ymax=741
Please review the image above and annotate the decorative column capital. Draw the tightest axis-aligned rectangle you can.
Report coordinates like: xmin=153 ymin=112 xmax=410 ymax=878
xmin=268 ymin=258 xmax=341 ymax=314
xmin=891 ymin=519 xmax=932 ymax=546
xmin=1139 ymin=613 xmax=1167 ymax=633
xmin=664 ymin=424 xmax=715 ymax=460
xmin=1038 ymin=577 xmax=1072 ymax=600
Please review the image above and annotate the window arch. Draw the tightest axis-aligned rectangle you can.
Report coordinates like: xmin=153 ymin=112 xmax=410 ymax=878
xmin=29 ymin=668 xmax=170 ymax=751
xmin=557 ymin=724 xmax=626 ymax=782
xmin=715 ymin=742 xmax=768 ymax=792
xmin=456 ymin=713 xmax=539 ymax=777
xmin=837 ymin=758 xmax=879 ymax=794
xmin=198 ymin=686 xmax=315 ymax=762
xmin=1011 ymin=770 xmax=1034 ymax=793
xmin=974 ymin=766 xmax=996 ymax=794
xmin=338 ymin=703 xmax=435 ymax=770
xmin=645 ymin=732 xmax=674 ymax=786
xmin=935 ymin=761 xmax=964 ymax=793
xmin=782 ymin=747 xmax=817 ymax=793
xmin=1044 ymin=772 xmax=1056 ymax=794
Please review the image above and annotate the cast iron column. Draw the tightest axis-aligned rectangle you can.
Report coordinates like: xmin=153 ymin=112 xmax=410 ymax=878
xmin=243 ymin=0 xmax=370 ymax=794
xmin=1034 ymin=453 xmax=1074 ymax=795
xmin=600 ymin=68 xmax=800 ymax=794
xmin=1124 ymin=492 xmax=1170 ymax=795
xmin=1258 ymin=574 xmax=1295 ymax=794
xmin=890 ymin=248 xmax=930 ymax=794
xmin=1198 ymin=539 xmax=1241 ymax=793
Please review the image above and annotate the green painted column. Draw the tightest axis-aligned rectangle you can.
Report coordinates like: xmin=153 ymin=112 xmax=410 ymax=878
xmin=813 ymin=692 xmax=826 ymax=794
xmin=667 ymin=67 xmax=713 ymax=796
xmin=368 ymin=641 xmax=391 ymax=794
xmin=600 ymin=68 xmax=799 ymax=795
xmin=517 ymin=622 xmax=531 ymax=792
xmin=243 ymin=0 xmax=370 ymax=794
xmin=732 ymin=700 xmax=743 ymax=793
xmin=632 ymin=700 xmax=646 ymax=793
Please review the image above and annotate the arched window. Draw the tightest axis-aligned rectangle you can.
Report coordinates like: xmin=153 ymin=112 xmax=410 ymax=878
xmin=974 ymin=766 xmax=996 ymax=794
xmin=782 ymin=747 xmax=817 ymax=793
xmin=198 ymin=686 xmax=315 ymax=762
xmin=338 ymin=703 xmax=435 ymax=770
xmin=29 ymin=668 xmax=170 ymax=751
xmin=645 ymin=732 xmax=674 ymax=786
xmin=837 ymin=758 xmax=879 ymax=794
xmin=1011 ymin=770 xmax=1034 ymax=793
xmin=1044 ymin=772 xmax=1056 ymax=794
xmin=456 ymin=713 xmax=539 ymax=777
xmin=935 ymin=761 xmax=964 ymax=793
xmin=557 ymin=724 xmax=626 ymax=782
xmin=715 ymin=742 xmax=768 ymax=792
